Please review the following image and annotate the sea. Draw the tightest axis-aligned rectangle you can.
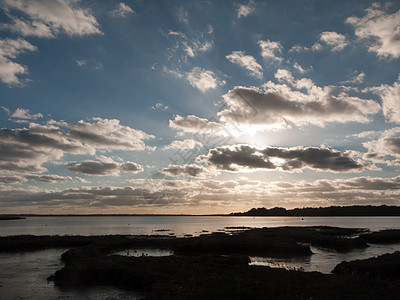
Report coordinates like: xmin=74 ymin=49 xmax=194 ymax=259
xmin=1 ymin=216 xmax=400 ymax=299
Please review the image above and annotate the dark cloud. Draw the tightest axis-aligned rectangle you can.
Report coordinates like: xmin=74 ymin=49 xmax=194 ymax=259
xmin=25 ymin=174 xmax=74 ymax=183
xmin=218 ymin=85 xmax=380 ymax=128
xmin=162 ymin=164 xmax=208 ymax=177
xmin=67 ymin=159 xmax=143 ymax=176
xmin=0 ymin=176 xmax=26 ymax=184
xmin=0 ymin=117 xmax=153 ymax=174
xmin=198 ymin=144 xmax=365 ymax=172
xmin=62 ymin=118 xmax=154 ymax=151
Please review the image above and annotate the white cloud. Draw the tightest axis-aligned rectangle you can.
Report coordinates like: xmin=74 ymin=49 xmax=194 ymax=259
xmin=274 ymin=69 xmax=294 ymax=84
xmin=346 ymin=3 xmax=400 ymax=59
xmin=8 ymin=107 xmax=43 ymax=120
xmin=165 ymin=30 xmax=213 ymax=60
xmin=342 ymin=71 xmax=366 ymax=84
xmin=2 ymin=0 xmax=102 ymax=37
xmin=111 ymin=3 xmax=134 ymax=17
xmin=319 ymin=31 xmax=348 ymax=51
xmin=237 ymin=0 xmax=256 ymax=18
xmin=75 ymin=58 xmax=87 ymax=67
xmin=258 ymin=39 xmax=283 ymax=62
xmin=366 ymin=74 xmax=400 ymax=123
xmin=293 ymin=62 xmax=307 ymax=74
xmin=163 ymin=139 xmax=202 ymax=150
xmin=0 ymin=38 xmax=37 ymax=86
xmin=311 ymin=42 xmax=322 ymax=51
xmin=162 ymin=66 xmax=183 ymax=78
xmin=226 ymin=51 xmax=263 ymax=78
xmin=177 ymin=7 xmax=188 ymax=24
xmin=152 ymin=103 xmax=168 ymax=111
xmin=169 ymin=115 xmax=225 ymax=134
xmin=362 ymin=127 xmax=400 ymax=164
xmin=185 ymin=67 xmax=225 ymax=92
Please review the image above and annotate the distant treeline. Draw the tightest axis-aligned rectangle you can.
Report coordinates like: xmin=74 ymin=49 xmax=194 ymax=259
xmin=230 ymin=205 xmax=400 ymax=216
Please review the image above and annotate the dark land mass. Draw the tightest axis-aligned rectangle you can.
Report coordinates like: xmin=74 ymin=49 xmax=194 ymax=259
xmin=1 ymin=227 xmax=400 ymax=299
xmin=231 ymin=205 xmax=400 ymax=216
xmin=0 ymin=215 xmax=25 ymax=220
xmin=333 ymin=251 xmax=400 ymax=279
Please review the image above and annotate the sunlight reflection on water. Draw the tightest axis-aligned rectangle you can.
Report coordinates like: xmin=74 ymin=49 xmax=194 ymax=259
xmin=250 ymin=243 xmax=400 ymax=274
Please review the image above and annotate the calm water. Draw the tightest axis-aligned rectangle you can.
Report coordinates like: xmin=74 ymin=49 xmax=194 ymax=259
xmin=1 ymin=215 xmax=400 ymax=236
xmin=1 ymin=216 xmax=400 ymax=299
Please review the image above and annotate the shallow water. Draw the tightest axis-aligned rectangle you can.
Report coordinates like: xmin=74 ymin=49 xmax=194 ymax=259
xmin=250 ymin=243 xmax=400 ymax=274
xmin=1 ymin=216 xmax=400 ymax=237
xmin=0 ymin=249 xmax=144 ymax=299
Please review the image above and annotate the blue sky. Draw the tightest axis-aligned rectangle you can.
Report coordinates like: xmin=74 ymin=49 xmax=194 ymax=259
xmin=1 ymin=0 xmax=400 ymax=214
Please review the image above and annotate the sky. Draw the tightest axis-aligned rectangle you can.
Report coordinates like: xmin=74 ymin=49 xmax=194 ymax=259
xmin=1 ymin=0 xmax=400 ymax=214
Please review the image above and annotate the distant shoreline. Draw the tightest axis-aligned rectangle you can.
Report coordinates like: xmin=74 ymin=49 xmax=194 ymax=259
xmin=0 ymin=216 xmax=25 ymax=221
xmin=230 ymin=205 xmax=400 ymax=217
xmin=3 ymin=205 xmax=400 ymax=217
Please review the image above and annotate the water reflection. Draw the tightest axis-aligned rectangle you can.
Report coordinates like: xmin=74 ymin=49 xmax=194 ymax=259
xmin=250 ymin=243 xmax=400 ymax=274
xmin=112 ymin=248 xmax=174 ymax=257
xmin=1 ymin=216 xmax=400 ymax=237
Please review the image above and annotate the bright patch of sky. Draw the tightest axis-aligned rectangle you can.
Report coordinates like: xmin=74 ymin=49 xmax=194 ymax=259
xmin=0 ymin=0 xmax=400 ymax=214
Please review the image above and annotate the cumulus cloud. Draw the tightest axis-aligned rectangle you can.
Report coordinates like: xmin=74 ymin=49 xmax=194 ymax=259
xmin=67 ymin=157 xmax=143 ymax=176
xmin=59 ymin=117 xmax=154 ymax=151
xmin=162 ymin=164 xmax=208 ymax=177
xmin=0 ymin=125 xmax=91 ymax=174
xmin=1 ymin=0 xmax=102 ymax=38
xmin=346 ymin=3 xmax=400 ymax=59
xmin=318 ymin=31 xmax=348 ymax=51
xmin=111 ymin=3 xmax=134 ymax=17
xmin=198 ymin=144 xmax=366 ymax=173
xmin=226 ymin=51 xmax=263 ymax=78
xmin=293 ymin=62 xmax=307 ymax=74
xmin=0 ymin=117 xmax=153 ymax=175
xmin=217 ymin=76 xmax=380 ymax=130
xmin=0 ymin=38 xmax=37 ymax=86
xmin=237 ymin=0 xmax=256 ymax=18
xmin=185 ymin=67 xmax=225 ymax=92
xmin=163 ymin=139 xmax=202 ymax=150
xmin=258 ymin=39 xmax=283 ymax=62
xmin=365 ymin=74 xmax=400 ymax=123
xmin=169 ymin=115 xmax=224 ymax=134
xmin=362 ymin=127 xmax=400 ymax=164
xmin=2 ymin=107 xmax=43 ymax=121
